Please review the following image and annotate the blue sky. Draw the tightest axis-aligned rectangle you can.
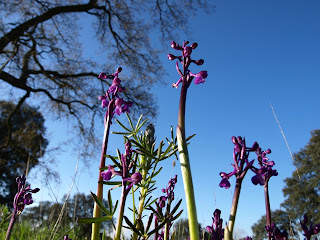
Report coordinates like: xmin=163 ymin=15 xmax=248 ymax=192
xmin=27 ymin=1 xmax=320 ymax=238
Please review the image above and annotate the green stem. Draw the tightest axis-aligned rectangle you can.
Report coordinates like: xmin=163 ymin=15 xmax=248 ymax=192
xmin=164 ymin=222 xmax=169 ymax=240
xmin=225 ymin=178 xmax=243 ymax=240
xmin=133 ymin=155 xmax=148 ymax=240
xmin=91 ymin=114 xmax=112 ymax=240
xmin=114 ymin=180 xmax=127 ymax=240
xmin=177 ymin=79 xmax=199 ymax=240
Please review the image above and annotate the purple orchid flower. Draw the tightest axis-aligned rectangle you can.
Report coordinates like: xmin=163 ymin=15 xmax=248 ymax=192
xmin=250 ymin=144 xmax=278 ymax=186
xmin=100 ymin=140 xmax=141 ymax=193
xmin=97 ymin=67 xmax=132 ymax=120
xmin=300 ymin=215 xmax=320 ymax=240
xmin=206 ymin=209 xmax=224 ymax=240
xmin=168 ymin=41 xmax=207 ymax=89
xmin=265 ymin=223 xmax=288 ymax=240
xmin=219 ymin=136 xmax=255 ymax=189
xmin=6 ymin=176 xmax=39 ymax=240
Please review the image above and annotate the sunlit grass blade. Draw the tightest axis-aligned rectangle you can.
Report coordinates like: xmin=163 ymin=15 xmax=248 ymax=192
xmin=99 ymin=181 xmax=122 ymax=186
xmin=90 ymin=191 xmax=109 ymax=214
xmin=77 ymin=215 xmax=112 ymax=224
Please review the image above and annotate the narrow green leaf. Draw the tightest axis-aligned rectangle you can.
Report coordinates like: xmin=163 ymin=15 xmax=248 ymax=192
xmin=137 ymin=118 xmax=148 ymax=132
xmin=123 ymin=216 xmax=141 ymax=235
xmin=135 ymin=147 xmax=156 ymax=159
xmin=99 ymin=181 xmax=122 ymax=186
xmin=171 ymin=210 xmax=184 ymax=221
xmin=125 ymin=112 xmax=135 ymax=131
xmin=186 ymin=133 xmax=196 ymax=142
xmin=146 ymin=213 xmax=154 ymax=233
xmin=107 ymin=190 xmax=113 ymax=214
xmin=111 ymin=131 xmax=130 ymax=135
xmin=90 ymin=192 xmax=109 ymax=214
xmin=170 ymin=199 xmax=182 ymax=215
xmin=115 ymin=119 xmax=132 ymax=132
xmin=112 ymin=200 xmax=118 ymax=215
xmin=134 ymin=114 xmax=144 ymax=131
xmin=102 ymin=230 xmax=106 ymax=240
xmin=147 ymin=217 xmax=170 ymax=236
xmin=77 ymin=215 xmax=112 ymax=224
xmin=157 ymin=140 xmax=163 ymax=159
xmin=107 ymin=155 xmax=122 ymax=170
xmin=151 ymin=167 xmax=163 ymax=179
xmin=144 ymin=198 xmax=157 ymax=209
xmin=116 ymin=148 xmax=122 ymax=164
xmin=147 ymin=206 xmax=162 ymax=220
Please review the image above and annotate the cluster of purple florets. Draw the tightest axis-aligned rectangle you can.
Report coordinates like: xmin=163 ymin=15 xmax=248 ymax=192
xmin=98 ymin=67 xmax=133 ymax=118
xmin=219 ymin=136 xmax=278 ymax=189
xmin=168 ymin=41 xmax=208 ymax=88
xmin=14 ymin=175 xmax=39 ymax=214
xmin=101 ymin=140 xmax=142 ymax=193
xmin=159 ymin=174 xmax=177 ymax=208
xmin=206 ymin=209 xmax=224 ymax=240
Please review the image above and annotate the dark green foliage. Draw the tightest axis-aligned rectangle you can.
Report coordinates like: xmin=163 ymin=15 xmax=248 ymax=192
xmin=21 ymin=193 xmax=113 ymax=239
xmin=0 ymin=100 xmax=48 ymax=207
xmin=281 ymin=130 xmax=320 ymax=224
xmin=251 ymin=209 xmax=298 ymax=240
xmin=173 ymin=218 xmax=205 ymax=240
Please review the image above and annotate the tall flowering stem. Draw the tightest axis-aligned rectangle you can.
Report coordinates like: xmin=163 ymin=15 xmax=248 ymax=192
xmin=169 ymin=41 xmax=207 ymax=240
xmin=92 ymin=67 xmax=133 ymax=240
xmin=100 ymin=140 xmax=142 ymax=240
xmin=6 ymin=175 xmax=39 ymax=240
xmin=218 ymin=137 xmax=256 ymax=240
xmin=133 ymin=124 xmax=155 ymax=240
xmin=250 ymin=144 xmax=277 ymax=240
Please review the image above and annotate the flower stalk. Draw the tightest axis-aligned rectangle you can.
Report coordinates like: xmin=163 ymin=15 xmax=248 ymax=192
xmin=91 ymin=111 xmax=112 ymax=240
xmin=224 ymin=179 xmax=243 ymax=240
xmin=177 ymin=81 xmax=199 ymax=240
xmin=114 ymin=179 xmax=127 ymax=240
xmin=92 ymin=67 xmax=133 ymax=240
xmin=168 ymin=40 xmax=207 ymax=240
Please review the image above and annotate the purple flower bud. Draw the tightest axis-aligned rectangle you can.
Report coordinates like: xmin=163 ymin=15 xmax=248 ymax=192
xmin=206 ymin=226 xmax=213 ymax=233
xmin=195 ymin=59 xmax=204 ymax=65
xmin=98 ymin=72 xmax=110 ymax=79
xmin=117 ymin=67 xmax=122 ymax=73
xmin=171 ymin=41 xmax=182 ymax=50
xmin=130 ymin=172 xmax=142 ymax=184
xmin=32 ymin=188 xmax=40 ymax=193
xmin=251 ymin=142 xmax=259 ymax=151
xmin=159 ymin=196 xmax=167 ymax=208
xmin=101 ymin=170 xmax=112 ymax=181
xmin=167 ymin=54 xmax=178 ymax=60
xmin=191 ymin=42 xmax=198 ymax=49
xmin=265 ymin=149 xmax=271 ymax=154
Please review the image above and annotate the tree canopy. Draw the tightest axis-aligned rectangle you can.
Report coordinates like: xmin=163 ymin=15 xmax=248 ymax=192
xmin=0 ymin=0 xmax=213 ymax=154
xmin=0 ymin=100 xmax=48 ymax=206
xmin=281 ymin=130 xmax=320 ymax=224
